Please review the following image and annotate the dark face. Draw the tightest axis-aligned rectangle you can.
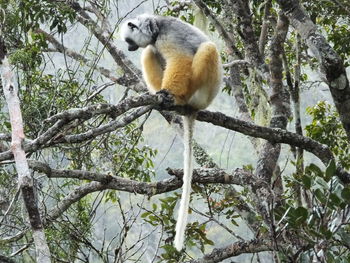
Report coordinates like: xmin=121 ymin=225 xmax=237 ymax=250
xmin=125 ymin=37 xmax=139 ymax=51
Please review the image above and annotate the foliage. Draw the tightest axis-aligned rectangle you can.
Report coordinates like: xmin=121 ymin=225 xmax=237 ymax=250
xmin=306 ymin=101 xmax=350 ymax=170
xmin=141 ymin=193 xmax=214 ymax=262
xmin=302 ymin=0 xmax=350 ymax=62
xmin=46 ymin=195 xmax=92 ymax=261
xmin=276 ymin=161 xmax=350 ymax=262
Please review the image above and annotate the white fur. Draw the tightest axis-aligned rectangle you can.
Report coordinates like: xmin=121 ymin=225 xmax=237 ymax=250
xmin=120 ymin=17 xmax=153 ymax=48
xmin=174 ymin=114 xmax=195 ymax=251
xmin=120 ymin=18 xmax=137 ymax=40
xmin=188 ymin=82 xmax=219 ymax=109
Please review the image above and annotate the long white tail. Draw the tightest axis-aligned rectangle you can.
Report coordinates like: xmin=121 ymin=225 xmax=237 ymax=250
xmin=174 ymin=114 xmax=196 ymax=251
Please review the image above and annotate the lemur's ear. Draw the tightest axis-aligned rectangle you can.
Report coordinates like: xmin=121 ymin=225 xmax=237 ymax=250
xmin=145 ymin=18 xmax=159 ymax=40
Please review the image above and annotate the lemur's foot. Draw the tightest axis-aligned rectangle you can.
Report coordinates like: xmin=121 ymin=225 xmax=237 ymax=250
xmin=156 ymin=89 xmax=175 ymax=106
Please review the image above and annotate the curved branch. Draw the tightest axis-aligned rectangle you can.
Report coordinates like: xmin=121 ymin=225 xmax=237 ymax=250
xmin=30 ymin=160 xmax=254 ymax=192
xmin=45 ymin=181 xmax=106 ymax=223
xmin=195 ymin=111 xmax=332 ymax=165
xmin=51 ymin=106 xmax=152 ymax=144
xmin=29 ymin=161 xmax=257 ymax=227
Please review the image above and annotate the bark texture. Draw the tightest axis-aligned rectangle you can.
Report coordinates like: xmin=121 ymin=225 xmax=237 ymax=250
xmin=0 ymin=42 xmax=52 ymax=262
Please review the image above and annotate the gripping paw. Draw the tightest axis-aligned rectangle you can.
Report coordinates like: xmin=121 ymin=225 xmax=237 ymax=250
xmin=156 ymin=89 xmax=175 ymax=106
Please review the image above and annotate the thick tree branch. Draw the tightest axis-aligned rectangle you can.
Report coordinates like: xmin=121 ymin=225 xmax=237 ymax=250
xmin=253 ymin=12 xmax=290 ymax=234
xmin=0 ymin=42 xmax=52 ymax=262
xmin=258 ymin=0 xmax=272 ymax=56
xmin=255 ymin=13 xmax=290 ymax=183
xmin=1 ymin=93 xmax=344 ymax=180
xmin=0 ymin=93 xmax=162 ymax=161
xmin=195 ymin=111 xmax=332 ymax=165
xmin=30 ymin=159 xmax=260 ymax=233
xmin=45 ymin=93 xmax=161 ymax=124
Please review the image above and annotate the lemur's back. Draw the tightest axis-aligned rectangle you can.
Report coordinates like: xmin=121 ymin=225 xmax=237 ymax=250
xmin=155 ymin=16 xmax=209 ymax=56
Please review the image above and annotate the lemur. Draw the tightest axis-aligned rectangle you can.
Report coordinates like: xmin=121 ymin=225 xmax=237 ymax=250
xmin=121 ymin=14 xmax=222 ymax=251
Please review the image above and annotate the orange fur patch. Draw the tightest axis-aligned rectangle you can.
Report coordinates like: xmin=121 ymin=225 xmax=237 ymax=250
xmin=141 ymin=41 xmax=221 ymax=108
xmin=141 ymin=46 xmax=163 ymax=92
xmin=191 ymin=42 xmax=220 ymax=90
xmin=161 ymin=55 xmax=193 ymax=104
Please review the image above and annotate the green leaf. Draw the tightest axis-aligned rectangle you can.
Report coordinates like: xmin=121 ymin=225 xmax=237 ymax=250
xmin=325 ymin=160 xmax=336 ymax=181
xmin=314 ymin=189 xmax=327 ymax=204
xmin=329 ymin=193 xmax=341 ymax=207
xmin=302 ymin=175 xmax=312 ymax=189
xmin=231 ymin=219 xmax=239 ymax=226
xmin=320 ymin=225 xmax=332 ymax=239
xmin=204 ymin=238 xmax=214 ymax=245
xmin=294 ymin=207 xmax=308 ymax=223
xmin=4 ymin=121 xmax=11 ymax=129
xmin=152 ymin=203 xmax=157 ymax=211
xmin=141 ymin=212 xmax=151 ymax=218
xmin=341 ymin=188 xmax=350 ymax=203
xmin=306 ymin=163 xmax=323 ymax=177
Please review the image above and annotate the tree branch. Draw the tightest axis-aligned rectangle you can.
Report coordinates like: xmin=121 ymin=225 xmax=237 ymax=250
xmin=258 ymin=0 xmax=272 ymax=56
xmin=30 ymin=160 xmax=256 ymax=191
xmin=51 ymin=105 xmax=152 ymax=144
xmin=187 ymin=239 xmax=273 ymax=263
xmin=29 ymin=161 xmax=259 ymax=228
xmin=0 ymin=92 xmax=344 ymax=180
xmin=195 ymin=111 xmax=333 ymax=165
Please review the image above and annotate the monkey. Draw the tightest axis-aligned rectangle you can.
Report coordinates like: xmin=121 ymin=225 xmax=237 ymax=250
xmin=121 ymin=14 xmax=222 ymax=251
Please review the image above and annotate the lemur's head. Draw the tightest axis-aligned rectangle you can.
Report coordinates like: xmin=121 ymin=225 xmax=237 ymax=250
xmin=120 ymin=14 xmax=159 ymax=51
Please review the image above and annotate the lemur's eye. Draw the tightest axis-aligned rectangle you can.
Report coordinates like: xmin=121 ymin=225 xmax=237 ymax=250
xmin=128 ymin=22 xmax=138 ymax=30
